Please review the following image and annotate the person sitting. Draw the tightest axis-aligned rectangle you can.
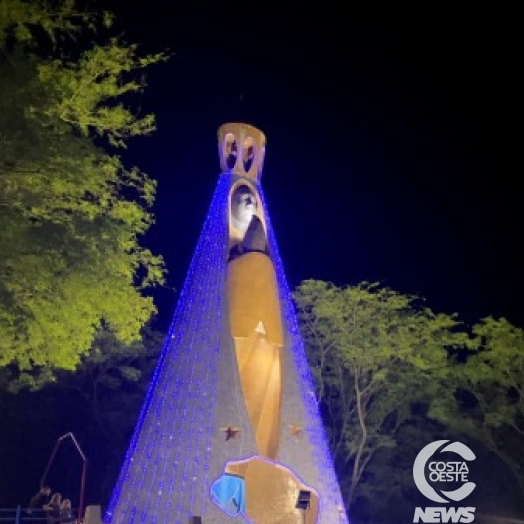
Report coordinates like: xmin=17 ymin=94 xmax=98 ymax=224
xmin=60 ymin=499 xmax=73 ymax=522
xmin=29 ymin=485 xmax=52 ymax=509
xmin=43 ymin=493 xmax=62 ymax=523
xmin=27 ymin=486 xmax=52 ymax=523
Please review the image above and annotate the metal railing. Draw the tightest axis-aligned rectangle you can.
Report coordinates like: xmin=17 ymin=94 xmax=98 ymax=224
xmin=0 ymin=508 xmax=77 ymax=524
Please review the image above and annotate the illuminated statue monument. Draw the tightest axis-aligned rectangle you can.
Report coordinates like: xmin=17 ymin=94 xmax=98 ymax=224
xmin=104 ymin=124 xmax=348 ymax=524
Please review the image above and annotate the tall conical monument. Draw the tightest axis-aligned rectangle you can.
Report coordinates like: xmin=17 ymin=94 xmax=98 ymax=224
xmin=104 ymin=124 xmax=349 ymax=524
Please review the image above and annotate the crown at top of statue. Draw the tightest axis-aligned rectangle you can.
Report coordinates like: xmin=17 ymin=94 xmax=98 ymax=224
xmin=218 ymin=123 xmax=266 ymax=181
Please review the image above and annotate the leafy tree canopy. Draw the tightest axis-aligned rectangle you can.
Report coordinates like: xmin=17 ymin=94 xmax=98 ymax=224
xmin=0 ymin=325 xmax=164 ymax=503
xmin=0 ymin=0 xmax=167 ymax=386
xmin=431 ymin=316 xmax=524 ymax=497
xmin=294 ymin=279 xmax=468 ymax=508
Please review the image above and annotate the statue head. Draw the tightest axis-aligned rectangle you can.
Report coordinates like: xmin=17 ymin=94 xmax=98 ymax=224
xmin=231 ymin=185 xmax=257 ymax=233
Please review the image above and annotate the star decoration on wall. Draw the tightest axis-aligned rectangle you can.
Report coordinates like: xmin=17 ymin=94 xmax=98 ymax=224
xmin=220 ymin=425 xmax=241 ymax=441
xmin=289 ymin=423 xmax=303 ymax=438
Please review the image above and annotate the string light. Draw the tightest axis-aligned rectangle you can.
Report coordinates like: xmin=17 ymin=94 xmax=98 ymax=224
xmin=104 ymin=172 xmax=349 ymax=524
xmin=259 ymin=183 xmax=349 ymax=524
xmin=104 ymin=174 xmax=231 ymax=523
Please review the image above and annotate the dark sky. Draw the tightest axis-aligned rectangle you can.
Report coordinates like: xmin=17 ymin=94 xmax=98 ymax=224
xmin=109 ymin=2 xmax=520 ymax=328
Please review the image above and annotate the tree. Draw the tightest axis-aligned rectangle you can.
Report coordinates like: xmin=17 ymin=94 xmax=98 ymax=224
xmin=0 ymin=0 xmax=167 ymax=385
xmin=435 ymin=317 xmax=524 ymax=497
xmin=46 ymin=325 xmax=162 ymax=427
xmin=0 ymin=0 xmax=99 ymax=46
xmin=53 ymin=325 xmax=164 ymax=499
xmin=293 ymin=280 xmax=467 ymax=509
xmin=0 ymin=325 xmax=164 ymax=504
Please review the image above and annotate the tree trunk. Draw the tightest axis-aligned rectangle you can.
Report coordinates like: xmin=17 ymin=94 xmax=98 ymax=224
xmin=347 ymin=372 xmax=367 ymax=507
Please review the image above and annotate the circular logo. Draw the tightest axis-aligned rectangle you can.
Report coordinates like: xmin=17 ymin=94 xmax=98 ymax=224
xmin=413 ymin=440 xmax=476 ymax=503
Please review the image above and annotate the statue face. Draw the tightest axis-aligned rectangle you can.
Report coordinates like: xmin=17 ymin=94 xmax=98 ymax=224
xmin=231 ymin=185 xmax=257 ymax=232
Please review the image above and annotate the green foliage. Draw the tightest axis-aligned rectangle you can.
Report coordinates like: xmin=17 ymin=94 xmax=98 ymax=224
xmin=438 ymin=317 xmax=524 ymax=495
xmin=38 ymin=40 xmax=167 ymax=147
xmin=0 ymin=0 xmax=167 ymax=384
xmin=57 ymin=326 xmax=163 ymax=495
xmin=0 ymin=0 xmax=101 ymax=47
xmin=353 ymin=422 xmax=435 ymax=523
xmin=294 ymin=280 xmax=467 ymax=508
xmin=57 ymin=325 xmax=162 ymax=395
xmin=0 ymin=325 xmax=164 ymax=503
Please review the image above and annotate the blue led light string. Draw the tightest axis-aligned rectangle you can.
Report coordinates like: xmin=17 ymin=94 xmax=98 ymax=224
xmin=258 ymin=184 xmax=350 ymax=523
xmin=154 ymin=173 xmax=231 ymax=521
xmin=132 ymin=337 xmax=184 ymax=522
xmin=104 ymin=303 xmax=176 ymax=522
xmin=173 ymin=277 xmax=215 ymax=521
xmin=126 ymin=237 xmax=212 ymax=522
xmin=114 ymin=236 xmax=212 ymax=520
xmin=185 ymin=202 xmax=228 ymax=520
xmin=196 ymin=174 xmax=233 ymax=518
xmin=114 ymin=177 xmax=228 ymax=522
xmin=161 ymin=332 xmax=197 ymax=519
xmin=158 ymin=176 xmax=230 ymax=522
xmin=180 ymin=250 xmax=220 ymax=521
xmin=104 ymin=174 xmax=232 ymax=523
xmin=160 ymin=289 xmax=200 ymax=519
xmin=148 ymin=325 xmax=194 ymax=520
xmin=154 ymin=338 xmax=188 ymax=518
xmin=123 ymin=314 xmax=182 ymax=521
xmin=170 ymin=174 xmax=230 ymax=521
xmin=155 ymin=276 xmax=207 ymax=519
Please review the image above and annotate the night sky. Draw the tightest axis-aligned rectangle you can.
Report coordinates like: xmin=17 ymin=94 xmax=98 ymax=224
xmin=107 ymin=3 xmax=520 ymax=329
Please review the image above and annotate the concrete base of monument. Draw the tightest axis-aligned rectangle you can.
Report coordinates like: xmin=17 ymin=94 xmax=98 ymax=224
xmin=84 ymin=505 xmax=102 ymax=524
xmin=210 ymin=455 xmax=319 ymax=524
